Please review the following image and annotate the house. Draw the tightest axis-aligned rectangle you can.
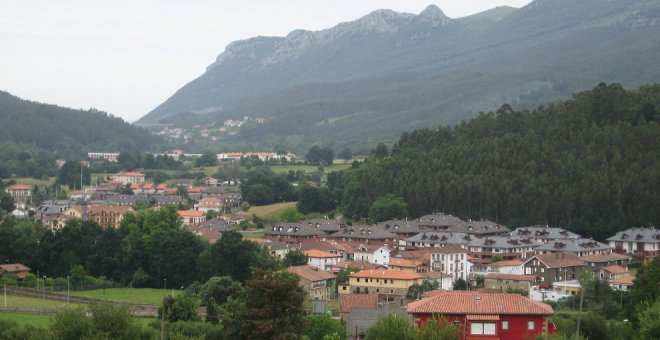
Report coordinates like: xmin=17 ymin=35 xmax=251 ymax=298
xmin=485 ymin=273 xmax=539 ymax=293
xmin=450 ymin=220 xmax=511 ymax=237
xmin=35 ymin=200 xmax=72 ymax=231
xmin=468 ymin=236 xmax=542 ymax=262
xmin=0 ymin=263 xmax=31 ymax=280
xmin=110 ymin=172 xmax=145 ymax=185
xmin=534 ymin=238 xmax=611 ymax=257
xmin=63 ymin=204 xmax=134 ymax=229
xmin=186 ymin=225 xmax=222 ymax=243
xmin=388 ymin=258 xmax=428 ymax=273
xmin=609 ymin=274 xmax=635 ymax=291
xmin=513 ymin=226 xmax=581 ymax=243
xmin=341 ymin=270 xmax=423 ymax=297
xmin=287 ymin=265 xmax=336 ymax=301
xmin=178 ymin=210 xmax=206 ymax=226
xmin=353 ymin=244 xmax=391 ymax=266
xmin=407 ymin=291 xmax=557 ymax=340
xmin=523 ymin=252 xmax=587 ymax=285
xmin=421 ymin=271 xmax=454 ymax=290
xmin=11 ymin=208 xmax=29 ymax=218
xmin=268 ymin=241 xmax=291 ymax=260
xmin=592 ymin=265 xmax=629 ymax=281
xmin=332 ymin=260 xmax=386 ymax=273
xmin=580 ymin=252 xmax=631 ymax=268
xmin=331 ymin=225 xmax=397 ymax=245
xmin=487 ymin=259 xmax=525 ymax=275
xmin=304 ymin=249 xmax=342 ymax=271
xmin=339 ymin=294 xmax=378 ymax=320
xmin=552 ymin=280 xmax=582 ymax=296
xmin=416 ymin=213 xmax=465 ymax=231
xmin=430 ymin=244 xmax=470 ymax=283
xmin=87 ymin=152 xmax=119 ymax=162
xmin=402 ymin=232 xmax=472 ymax=249
xmin=5 ymin=184 xmax=32 ymax=208
xmin=265 ymin=223 xmax=325 ymax=244
xmin=201 ymin=177 xmax=220 ymax=187
xmin=347 ymin=306 xmax=410 ymax=340
xmin=194 ymin=196 xmax=223 ymax=213
xmin=607 ymin=227 xmax=660 ymax=261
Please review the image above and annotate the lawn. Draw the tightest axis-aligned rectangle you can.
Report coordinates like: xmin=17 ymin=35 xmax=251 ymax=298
xmin=9 ymin=177 xmax=56 ymax=187
xmin=0 ymin=295 xmax=76 ymax=309
xmin=0 ymin=312 xmax=54 ymax=328
xmin=69 ymin=288 xmax=178 ymax=305
xmin=246 ymin=202 xmax=297 ymax=221
xmin=270 ymin=164 xmax=350 ymax=174
xmin=242 ymin=230 xmax=265 ymax=239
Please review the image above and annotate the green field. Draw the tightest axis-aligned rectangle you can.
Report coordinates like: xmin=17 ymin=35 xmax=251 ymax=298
xmin=1 ymin=295 xmax=75 ymax=309
xmin=270 ymin=164 xmax=350 ymax=174
xmin=0 ymin=312 xmax=54 ymax=328
xmin=246 ymin=202 xmax=297 ymax=221
xmin=242 ymin=231 xmax=265 ymax=239
xmin=69 ymin=288 xmax=177 ymax=305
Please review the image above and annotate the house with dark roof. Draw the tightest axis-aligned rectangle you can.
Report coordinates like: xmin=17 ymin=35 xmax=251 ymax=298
xmin=265 ymin=223 xmax=325 ymax=243
xmin=402 ymin=232 xmax=472 ymax=249
xmin=513 ymin=226 xmax=581 ymax=243
xmin=534 ymin=238 xmax=611 ymax=257
xmin=523 ymin=252 xmax=587 ymax=285
xmin=339 ymin=294 xmax=379 ymax=320
xmin=607 ymin=227 xmax=660 ymax=261
xmin=468 ymin=236 xmax=543 ymax=262
xmin=484 ymin=273 xmax=540 ymax=293
xmin=331 ymin=225 xmax=397 ymax=245
xmin=287 ymin=265 xmax=336 ymax=301
xmin=407 ymin=291 xmax=557 ymax=340
xmin=580 ymin=252 xmax=631 ymax=268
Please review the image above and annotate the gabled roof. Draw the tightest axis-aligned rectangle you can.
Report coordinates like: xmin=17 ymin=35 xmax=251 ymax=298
xmin=304 ymin=249 xmax=341 ymax=258
xmin=6 ymin=184 xmax=31 ymax=190
xmin=597 ymin=265 xmax=628 ymax=275
xmin=407 ymin=291 xmax=553 ymax=315
xmin=388 ymin=258 xmax=425 ymax=268
xmin=340 ymin=294 xmax=378 ymax=313
xmin=488 ymin=259 xmax=524 ymax=267
xmin=350 ymin=270 xmax=422 ymax=280
xmin=525 ymin=252 xmax=585 ymax=268
xmin=485 ymin=273 xmax=539 ymax=282
xmin=609 ymin=274 xmax=635 ymax=285
xmin=580 ymin=252 xmax=631 ymax=263
xmin=0 ymin=263 xmax=30 ymax=273
xmin=535 ymin=238 xmax=611 ymax=253
xmin=287 ymin=265 xmax=336 ymax=282
xmin=333 ymin=261 xmax=385 ymax=271
xmin=430 ymin=244 xmax=468 ymax=254
xmin=178 ymin=210 xmax=205 ymax=217
xmin=607 ymin=227 xmax=660 ymax=243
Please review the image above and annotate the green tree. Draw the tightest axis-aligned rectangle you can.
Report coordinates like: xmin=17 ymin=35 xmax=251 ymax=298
xmin=368 ymin=194 xmax=408 ymax=222
xmin=338 ymin=148 xmax=353 ymax=162
xmin=200 ymin=276 xmax=245 ymax=306
xmin=160 ymin=292 xmax=201 ymax=323
xmin=283 ymin=250 xmax=308 ymax=267
xmin=57 ymin=161 xmax=91 ymax=189
xmin=306 ymin=146 xmax=334 ymax=166
xmin=417 ymin=316 xmax=460 ymax=340
xmin=233 ymin=269 xmax=306 ymax=340
xmin=369 ymin=143 xmax=389 ymax=159
xmin=635 ymin=299 xmax=660 ymax=340
xmin=196 ymin=152 xmax=218 ymax=167
xmin=305 ymin=314 xmax=347 ymax=340
xmin=365 ymin=313 xmax=417 ymax=340
xmin=297 ymin=186 xmax=337 ymax=214
xmin=453 ymin=278 xmax=468 ymax=290
xmin=0 ymin=191 xmax=14 ymax=214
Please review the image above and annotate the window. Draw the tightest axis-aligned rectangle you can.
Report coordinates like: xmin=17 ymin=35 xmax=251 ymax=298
xmin=528 ymin=320 xmax=535 ymax=330
xmin=356 ymin=278 xmax=360 ymax=282
xmin=502 ymin=320 xmax=509 ymax=330
xmin=342 ymin=286 xmax=347 ymax=291
xmin=390 ymin=280 xmax=394 ymax=284
xmin=471 ymin=322 xmax=496 ymax=335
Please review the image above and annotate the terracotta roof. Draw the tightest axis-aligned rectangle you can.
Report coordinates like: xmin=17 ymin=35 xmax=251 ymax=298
xmin=304 ymin=249 xmax=341 ymax=258
xmin=115 ymin=172 xmax=144 ymax=177
xmin=340 ymin=294 xmax=378 ymax=313
xmin=0 ymin=263 xmax=30 ymax=273
xmin=157 ymin=183 xmax=168 ymax=190
xmin=485 ymin=273 xmax=539 ymax=282
xmin=407 ymin=291 xmax=553 ymax=315
xmin=188 ymin=187 xmax=205 ymax=193
xmin=388 ymin=258 xmax=424 ymax=268
xmin=580 ymin=253 xmax=631 ymax=263
xmin=527 ymin=252 xmax=585 ymax=268
xmin=351 ymin=270 xmax=422 ymax=280
xmin=178 ymin=210 xmax=205 ymax=217
xmin=143 ymin=182 xmax=154 ymax=189
xmin=6 ymin=184 xmax=31 ymax=190
xmin=598 ymin=265 xmax=628 ymax=275
xmin=333 ymin=261 xmax=384 ymax=271
xmin=287 ymin=265 xmax=336 ymax=282
xmin=609 ymin=274 xmax=635 ymax=285
xmin=430 ymin=244 xmax=468 ymax=254
xmin=488 ymin=259 xmax=524 ymax=267
xmin=130 ymin=183 xmax=140 ymax=190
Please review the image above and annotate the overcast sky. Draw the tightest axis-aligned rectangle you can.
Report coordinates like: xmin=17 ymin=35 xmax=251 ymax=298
xmin=1 ymin=0 xmax=532 ymax=122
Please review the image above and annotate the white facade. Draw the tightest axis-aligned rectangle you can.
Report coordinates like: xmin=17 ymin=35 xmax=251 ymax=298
xmin=354 ymin=246 xmax=391 ymax=265
xmin=431 ymin=249 xmax=469 ymax=282
xmin=307 ymin=256 xmax=340 ymax=271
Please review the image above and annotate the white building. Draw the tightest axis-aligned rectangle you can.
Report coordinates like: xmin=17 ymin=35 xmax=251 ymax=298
xmin=353 ymin=245 xmax=391 ymax=266
xmin=304 ymin=249 xmax=341 ymax=271
xmin=430 ymin=244 xmax=469 ymax=282
xmin=607 ymin=227 xmax=660 ymax=261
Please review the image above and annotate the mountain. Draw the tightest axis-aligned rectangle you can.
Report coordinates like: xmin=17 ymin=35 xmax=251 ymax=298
xmin=138 ymin=0 xmax=660 ymax=150
xmin=0 ymin=91 xmax=166 ymax=157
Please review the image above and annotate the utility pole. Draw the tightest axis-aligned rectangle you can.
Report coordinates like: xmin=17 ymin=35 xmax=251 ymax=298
xmin=160 ymin=299 xmax=166 ymax=340
xmin=4 ymin=284 xmax=6 ymax=307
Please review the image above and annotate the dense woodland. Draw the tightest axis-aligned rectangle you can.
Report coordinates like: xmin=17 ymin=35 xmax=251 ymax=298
xmin=331 ymin=84 xmax=660 ymax=240
xmin=0 ymin=91 xmax=166 ymax=163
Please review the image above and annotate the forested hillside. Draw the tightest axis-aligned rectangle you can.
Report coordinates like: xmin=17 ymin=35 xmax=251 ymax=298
xmin=332 ymin=84 xmax=660 ymax=240
xmin=0 ymin=91 xmax=165 ymax=158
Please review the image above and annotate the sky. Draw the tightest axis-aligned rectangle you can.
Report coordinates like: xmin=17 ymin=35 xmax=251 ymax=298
xmin=1 ymin=0 xmax=533 ymax=122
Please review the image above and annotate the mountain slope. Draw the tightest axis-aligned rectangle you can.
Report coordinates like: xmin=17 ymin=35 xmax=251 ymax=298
xmin=0 ymin=91 xmax=165 ymax=156
xmin=138 ymin=0 xmax=660 ymax=148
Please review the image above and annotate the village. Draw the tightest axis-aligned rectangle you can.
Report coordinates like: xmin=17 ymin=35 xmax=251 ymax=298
xmin=2 ymin=158 xmax=656 ymax=339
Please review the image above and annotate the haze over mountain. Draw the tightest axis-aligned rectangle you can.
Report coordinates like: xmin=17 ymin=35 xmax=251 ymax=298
xmin=138 ymin=0 xmax=660 ymax=148
xmin=0 ymin=91 xmax=165 ymax=157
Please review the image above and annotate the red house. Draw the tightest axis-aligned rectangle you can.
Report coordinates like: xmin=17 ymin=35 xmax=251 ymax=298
xmin=407 ymin=291 xmax=557 ymax=340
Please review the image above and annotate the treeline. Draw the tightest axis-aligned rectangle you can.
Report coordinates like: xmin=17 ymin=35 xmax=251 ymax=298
xmin=0 ymin=91 xmax=166 ymax=157
xmin=330 ymin=83 xmax=660 ymax=240
xmin=0 ymin=206 xmax=277 ymax=289
xmin=0 ymin=142 xmax=57 ymax=179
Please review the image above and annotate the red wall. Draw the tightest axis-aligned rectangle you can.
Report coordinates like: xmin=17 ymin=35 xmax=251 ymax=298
xmin=412 ymin=313 xmax=557 ymax=340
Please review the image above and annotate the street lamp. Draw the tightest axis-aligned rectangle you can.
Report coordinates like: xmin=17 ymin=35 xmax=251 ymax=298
xmin=163 ymin=278 xmax=167 ymax=296
xmin=67 ymin=276 xmax=70 ymax=304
